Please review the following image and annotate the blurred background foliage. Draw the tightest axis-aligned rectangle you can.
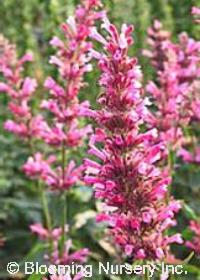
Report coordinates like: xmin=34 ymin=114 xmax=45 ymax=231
xmin=1 ymin=0 xmax=200 ymax=279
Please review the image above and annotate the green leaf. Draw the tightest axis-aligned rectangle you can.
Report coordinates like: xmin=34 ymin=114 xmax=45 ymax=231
xmin=184 ymin=264 xmax=200 ymax=275
xmin=183 ymin=252 xmax=194 ymax=264
xmin=27 ymin=273 xmax=42 ymax=280
xmin=21 ymin=242 xmax=46 ymax=264
xmin=183 ymin=203 xmax=198 ymax=220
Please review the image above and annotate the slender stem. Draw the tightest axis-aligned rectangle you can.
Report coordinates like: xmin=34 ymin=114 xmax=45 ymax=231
xmin=40 ymin=183 xmax=52 ymax=231
xmin=169 ymin=273 xmax=176 ymax=280
xmin=61 ymin=142 xmax=67 ymax=254
xmin=167 ymin=147 xmax=174 ymax=177
xmin=27 ymin=136 xmax=51 ymax=230
xmin=38 ymin=181 xmax=53 ymax=253
xmin=61 ymin=142 xmax=66 ymax=184
xmin=61 ymin=192 xmax=67 ymax=251
xmin=166 ymin=146 xmax=174 ymax=202
xmin=143 ymin=265 xmax=150 ymax=280
xmin=166 ymin=148 xmax=175 ymax=280
xmin=27 ymin=129 xmax=53 ymax=253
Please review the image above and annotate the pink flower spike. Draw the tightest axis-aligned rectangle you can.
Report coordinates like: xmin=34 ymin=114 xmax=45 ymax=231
xmin=84 ymin=20 xmax=181 ymax=261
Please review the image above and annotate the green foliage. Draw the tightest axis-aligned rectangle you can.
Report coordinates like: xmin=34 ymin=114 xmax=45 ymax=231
xmin=149 ymin=0 xmax=174 ymax=31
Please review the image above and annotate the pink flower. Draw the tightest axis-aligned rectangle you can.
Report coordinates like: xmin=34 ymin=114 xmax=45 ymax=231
xmin=30 ymin=223 xmax=89 ymax=266
xmin=4 ymin=120 xmax=28 ymax=137
xmin=144 ymin=21 xmax=200 ymax=151
xmin=143 ymin=20 xmax=171 ymax=72
xmin=30 ymin=223 xmax=67 ymax=241
xmin=192 ymin=7 xmax=200 ymax=23
xmin=178 ymin=146 xmax=200 ymax=164
xmin=177 ymin=148 xmax=194 ymax=163
xmin=0 ymin=35 xmax=38 ymax=140
xmin=21 ymin=77 xmax=37 ymax=97
xmin=25 ymin=0 xmax=104 ymax=194
xmin=43 ymin=273 xmax=83 ymax=280
xmin=30 ymin=224 xmax=49 ymax=240
xmin=192 ymin=7 xmax=200 ymax=15
xmin=0 ymin=82 xmax=9 ymax=92
xmin=84 ymin=19 xmax=181 ymax=261
xmin=1 ymin=0 xmax=101 ymax=267
xmin=49 ymin=238 xmax=89 ymax=265
xmin=23 ymin=153 xmax=55 ymax=178
xmin=186 ymin=221 xmax=200 ymax=255
xmin=23 ymin=154 xmax=83 ymax=190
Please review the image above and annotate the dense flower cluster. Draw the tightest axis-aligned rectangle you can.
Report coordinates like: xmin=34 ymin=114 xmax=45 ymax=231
xmin=144 ymin=21 xmax=200 ymax=151
xmin=0 ymin=35 xmax=41 ymax=139
xmin=84 ymin=19 xmax=182 ymax=260
xmin=186 ymin=220 xmax=200 ymax=255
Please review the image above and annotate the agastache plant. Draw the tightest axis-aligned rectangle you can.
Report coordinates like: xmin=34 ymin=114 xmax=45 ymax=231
xmin=144 ymin=19 xmax=200 ymax=262
xmin=84 ymin=18 xmax=182 ymax=261
xmin=0 ymin=35 xmax=74 ymax=264
xmin=2 ymin=2 xmax=200 ymax=277
xmin=142 ymin=20 xmax=171 ymax=72
xmin=144 ymin=21 xmax=200 ymax=154
xmin=23 ymin=0 xmax=105 ymax=265
xmin=23 ymin=0 xmax=105 ymax=190
xmin=181 ymin=7 xmax=200 ymax=260
xmin=0 ymin=34 xmax=41 ymax=140
xmin=0 ymin=0 xmax=104 ymax=269
xmin=177 ymin=9 xmax=200 ymax=164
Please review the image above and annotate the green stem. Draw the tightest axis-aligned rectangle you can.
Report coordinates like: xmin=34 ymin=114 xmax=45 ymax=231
xmin=38 ymin=181 xmax=53 ymax=252
xmin=61 ymin=142 xmax=66 ymax=185
xmin=166 ymin=146 xmax=174 ymax=202
xmin=40 ymin=183 xmax=52 ymax=231
xmin=167 ymin=147 xmax=174 ymax=176
xmin=61 ymin=142 xmax=67 ymax=254
xmin=169 ymin=273 xmax=176 ymax=280
xmin=143 ymin=267 xmax=150 ymax=280
xmin=61 ymin=192 xmax=67 ymax=252
xmin=27 ymin=137 xmax=51 ymax=231
xmin=27 ymin=131 xmax=53 ymax=252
